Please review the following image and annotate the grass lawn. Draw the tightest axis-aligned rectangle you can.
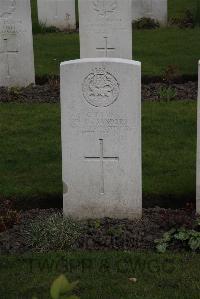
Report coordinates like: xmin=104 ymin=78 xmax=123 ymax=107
xmin=168 ymin=0 xmax=199 ymax=18
xmin=33 ymin=28 xmax=200 ymax=78
xmin=0 ymin=251 xmax=200 ymax=299
xmin=30 ymin=0 xmax=200 ymax=77
xmin=0 ymin=101 xmax=196 ymax=209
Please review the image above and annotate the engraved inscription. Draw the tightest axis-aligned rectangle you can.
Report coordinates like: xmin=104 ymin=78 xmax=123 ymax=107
xmin=143 ymin=0 xmax=153 ymax=16
xmin=0 ymin=0 xmax=16 ymax=18
xmin=0 ymin=20 xmax=22 ymax=79
xmin=85 ymin=139 xmax=119 ymax=194
xmin=69 ymin=112 xmax=131 ymax=134
xmin=0 ymin=33 xmax=19 ymax=78
xmin=82 ymin=68 xmax=120 ymax=107
xmin=92 ymin=0 xmax=117 ymax=17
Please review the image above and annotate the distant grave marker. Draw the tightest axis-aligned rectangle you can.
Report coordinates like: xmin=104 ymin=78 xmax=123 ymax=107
xmin=0 ymin=0 xmax=35 ymax=87
xmin=132 ymin=0 xmax=167 ymax=25
xmin=37 ymin=0 xmax=76 ymax=30
xmin=79 ymin=0 xmax=132 ymax=59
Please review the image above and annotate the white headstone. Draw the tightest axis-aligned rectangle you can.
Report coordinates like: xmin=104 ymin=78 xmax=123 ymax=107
xmin=37 ymin=0 xmax=76 ymax=30
xmin=61 ymin=58 xmax=142 ymax=219
xmin=132 ymin=0 xmax=167 ymax=25
xmin=79 ymin=0 xmax=132 ymax=59
xmin=197 ymin=60 xmax=200 ymax=214
xmin=0 ymin=0 xmax=35 ymax=87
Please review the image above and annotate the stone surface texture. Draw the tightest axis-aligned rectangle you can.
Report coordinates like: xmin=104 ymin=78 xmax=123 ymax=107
xmin=0 ymin=0 xmax=35 ymax=87
xmin=61 ymin=58 xmax=142 ymax=219
xmin=37 ymin=0 xmax=76 ymax=30
xmin=132 ymin=0 xmax=167 ymax=25
xmin=197 ymin=60 xmax=200 ymax=214
xmin=79 ymin=0 xmax=132 ymax=59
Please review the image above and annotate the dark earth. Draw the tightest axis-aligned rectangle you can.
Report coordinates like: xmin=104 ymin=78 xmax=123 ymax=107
xmin=0 ymin=80 xmax=197 ymax=103
xmin=0 ymin=207 xmax=197 ymax=255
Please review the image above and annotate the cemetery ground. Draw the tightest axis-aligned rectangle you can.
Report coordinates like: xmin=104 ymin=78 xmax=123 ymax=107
xmin=0 ymin=251 xmax=200 ymax=299
xmin=0 ymin=101 xmax=197 ymax=209
xmin=0 ymin=1 xmax=200 ymax=298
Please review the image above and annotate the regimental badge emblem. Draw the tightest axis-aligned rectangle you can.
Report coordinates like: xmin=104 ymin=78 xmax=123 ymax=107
xmin=82 ymin=68 xmax=120 ymax=108
xmin=92 ymin=0 xmax=117 ymax=17
xmin=0 ymin=0 xmax=16 ymax=18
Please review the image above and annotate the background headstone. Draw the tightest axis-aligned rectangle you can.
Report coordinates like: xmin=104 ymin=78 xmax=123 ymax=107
xmin=0 ymin=0 xmax=35 ymax=87
xmin=132 ymin=0 xmax=168 ymax=25
xmin=79 ymin=0 xmax=132 ymax=59
xmin=37 ymin=0 xmax=76 ymax=30
xmin=197 ymin=60 xmax=200 ymax=214
xmin=61 ymin=58 xmax=142 ymax=219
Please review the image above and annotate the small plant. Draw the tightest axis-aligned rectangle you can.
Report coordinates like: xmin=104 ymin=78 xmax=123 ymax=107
xmin=133 ymin=17 xmax=160 ymax=30
xmin=170 ymin=10 xmax=195 ymax=28
xmin=0 ymin=200 xmax=21 ymax=233
xmin=36 ymin=22 xmax=60 ymax=34
xmin=162 ymin=64 xmax=180 ymax=82
xmin=159 ymin=209 xmax=195 ymax=230
xmin=158 ymin=86 xmax=177 ymax=101
xmin=88 ymin=219 xmax=101 ymax=230
xmin=48 ymin=77 xmax=60 ymax=91
xmin=155 ymin=224 xmax=200 ymax=253
xmin=7 ymin=86 xmax=22 ymax=101
xmin=33 ymin=274 xmax=79 ymax=299
xmin=107 ymin=224 xmax=125 ymax=237
xmin=22 ymin=212 xmax=82 ymax=252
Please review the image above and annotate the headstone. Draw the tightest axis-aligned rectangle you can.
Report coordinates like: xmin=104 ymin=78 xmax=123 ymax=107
xmin=0 ymin=0 xmax=35 ymax=87
xmin=197 ymin=60 xmax=200 ymax=214
xmin=132 ymin=0 xmax=167 ymax=25
xmin=37 ymin=0 xmax=76 ymax=30
xmin=79 ymin=0 xmax=132 ymax=59
xmin=61 ymin=58 xmax=142 ymax=219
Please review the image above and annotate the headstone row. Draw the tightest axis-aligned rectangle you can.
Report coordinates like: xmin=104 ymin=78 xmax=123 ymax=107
xmin=37 ymin=0 xmax=76 ymax=31
xmin=132 ymin=0 xmax=168 ymax=25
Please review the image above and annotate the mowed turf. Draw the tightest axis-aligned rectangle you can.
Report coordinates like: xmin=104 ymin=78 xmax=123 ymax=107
xmin=30 ymin=0 xmax=200 ymax=77
xmin=0 ymin=251 xmax=200 ymax=299
xmin=0 ymin=102 xmax=196 ymax=208
xmin=168 ymin=0 xmax=199 ymax=18
xmin=33 ymin=28 xmax=200 ymax=78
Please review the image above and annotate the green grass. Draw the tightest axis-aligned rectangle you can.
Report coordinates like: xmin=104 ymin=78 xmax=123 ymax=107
xmin=142 ymin=101 xmax=196 ymax=207
xmin=0 ymin=251 xmax=200 ymax=298
xmin=168 ymin=0 xmax=199 ymax=18
xmin=0 ymin=102 xmax=196 ymax=208
xmin=34 ymin=33 xmax=80 ymax=77
xmin=134 ymin=27 xmax=200 ymax=77
xmin=33 ymin=28 xmax=200 ymax=77
xmin=31 ymin=0 xmax=39 ymax=34
xmin=30 ymin=0 xmax=200 ymax=77
xmin=0 ymin=104 xmax=62 ymax=208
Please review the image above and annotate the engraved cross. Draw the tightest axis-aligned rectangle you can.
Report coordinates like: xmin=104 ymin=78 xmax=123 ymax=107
xmin=96 ymin=37 xmax=115 ymax=57
xmin=85 ymin=139 xmax=119 ymax=194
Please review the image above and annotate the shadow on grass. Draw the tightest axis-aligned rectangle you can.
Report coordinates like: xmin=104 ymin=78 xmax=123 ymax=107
xmin=3 ymin=192 xmax=195 ymax=211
